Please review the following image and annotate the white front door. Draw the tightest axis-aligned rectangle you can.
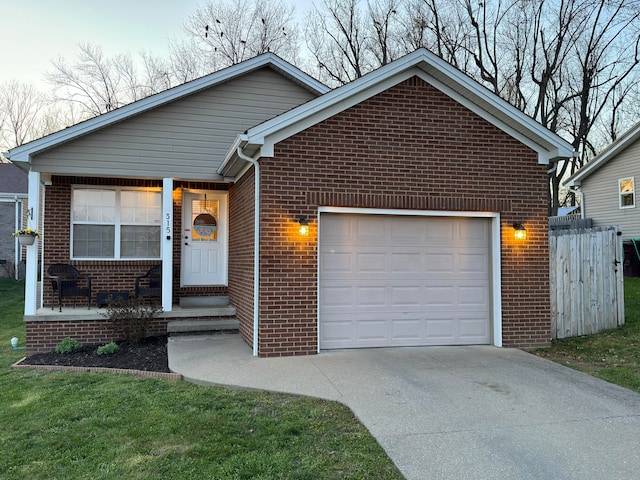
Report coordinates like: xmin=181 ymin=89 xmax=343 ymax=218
xmin=181 ymin=190 xmax=228 ymax=286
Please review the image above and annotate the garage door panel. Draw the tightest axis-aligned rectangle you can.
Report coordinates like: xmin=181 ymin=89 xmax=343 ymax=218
xmin=424 ymin=253 xmax=455 ymax=272
xmin=391 ymin=286 xmax=422 ymax=306
xmin=391 ymin=253 xmax=423 ymax=272
xmin=458 ymin=253 xmax=489 ymax=273
xmin=321 ymin=286 xmax=353 ymax=307
xmin=424 ymin=318 xmax=456 ymax=341
xmin=355 ymin=218 xmax=383 ymax=239
xmin=458 ymin=286 xmax=489 ymax=306
xmin=322 ymin=251 xmax=352 ymax=273
xmin=459 ymin=220 xmax=490 ymax=242
xmin=358 ymin=318 xmax=390 ymax=342
xmin=320 ymin=214 xmax=491 ymax=349
xmin=357 ymin=286 xmax=387 ymax=306
xmin=390 ymin=317 xmax=424 ymax=341
xmin=422 ymin=286 xmax=454 ymax=306
xmin=424 ymin=220 xmax=455 ymax=242
xmin=356 ymin=253 xmax=387 ymax=273
xmin=459 ymin=316 xmax=491 ymax=340
xmin=321 ymin=320 xmax=354 ymax=347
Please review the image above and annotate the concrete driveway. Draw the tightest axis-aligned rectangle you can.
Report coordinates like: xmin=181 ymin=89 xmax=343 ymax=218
xmin=168 ymin=335 xmax=640 ymax=480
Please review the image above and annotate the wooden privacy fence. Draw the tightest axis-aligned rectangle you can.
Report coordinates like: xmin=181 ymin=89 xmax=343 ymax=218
xmin=549 ymin=226 xmax=624 ymax=339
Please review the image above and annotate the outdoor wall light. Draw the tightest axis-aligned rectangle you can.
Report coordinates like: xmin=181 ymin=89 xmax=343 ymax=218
xmin=513 ymin=222 xmax=527 ymax=241
xmin=298 ymin=216 xmax=310 ymax=237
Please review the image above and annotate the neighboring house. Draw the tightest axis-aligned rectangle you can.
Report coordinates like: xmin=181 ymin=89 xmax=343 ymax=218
xmin=5 ymin=50 xmax=574 ymax=356
xmin=0 ymin=161 xmax=28 ymax=279
xmin=565 ymin=122 xmax=640 ymax=275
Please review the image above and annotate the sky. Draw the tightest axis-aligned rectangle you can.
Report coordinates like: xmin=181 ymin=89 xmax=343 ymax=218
xmin=1 ymin=0 xmax=315 ymax=91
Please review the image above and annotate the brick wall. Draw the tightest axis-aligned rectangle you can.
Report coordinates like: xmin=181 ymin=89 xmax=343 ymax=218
xmin=228 ymin=170 xmax=256 ymax=347
xmin=25 ymin=314 xmax=236 ymax=355
xmin=26 ymin=317 xmax=167 ymax=355
xmin=256 ymin=76 xmax=551 ymax=356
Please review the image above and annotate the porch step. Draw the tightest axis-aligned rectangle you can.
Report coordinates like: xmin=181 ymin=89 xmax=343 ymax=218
xmin=179 ymin=296 xmax=230 ymax=308
xmin=167 ymin=318 xmax=239 ymax=334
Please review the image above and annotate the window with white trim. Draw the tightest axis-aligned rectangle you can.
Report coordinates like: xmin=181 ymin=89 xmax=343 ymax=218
xmin=72 ymin=187 xmax=161 ymax=259
xmin=619 ymin=177 xmax=635 ymax=209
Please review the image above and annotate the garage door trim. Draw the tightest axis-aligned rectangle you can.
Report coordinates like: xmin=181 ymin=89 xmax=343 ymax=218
xmin=317 ymin=207 xmax=502 ymax=351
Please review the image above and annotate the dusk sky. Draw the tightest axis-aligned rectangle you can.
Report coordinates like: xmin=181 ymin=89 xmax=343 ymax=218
xmin=1 ymin=0 xmax=315 ymax=91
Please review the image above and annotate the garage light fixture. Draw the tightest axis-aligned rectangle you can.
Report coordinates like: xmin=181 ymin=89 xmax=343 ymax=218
xmin=513 ymin=222 xmax=527 ymax=241
xmin=298 ymin=216 xmax=309 ymax=237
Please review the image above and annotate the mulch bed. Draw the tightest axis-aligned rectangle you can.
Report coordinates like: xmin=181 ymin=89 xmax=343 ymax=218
xmin=18 ymin=336 xmax=170 ymax=373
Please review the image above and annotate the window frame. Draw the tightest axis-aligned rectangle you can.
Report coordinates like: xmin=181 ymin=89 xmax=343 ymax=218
xmin=619 ymin=177 xmax=635 ymax=209
xmin=71 ymin=185 xmax=162 ymax=260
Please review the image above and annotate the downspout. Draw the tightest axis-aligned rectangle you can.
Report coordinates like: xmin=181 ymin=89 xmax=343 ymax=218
xmin=236 ymin=146 xmax=260 ymax=357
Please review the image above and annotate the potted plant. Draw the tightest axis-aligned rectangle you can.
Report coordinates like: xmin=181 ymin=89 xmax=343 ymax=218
xmin=13 ymin=228 xmax=39 ymax=246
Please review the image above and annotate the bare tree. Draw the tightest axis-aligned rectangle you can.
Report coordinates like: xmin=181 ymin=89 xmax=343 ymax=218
xmin=0 ymin=80 xmax=61 ymax=151
xmin=46 ymin=42 xmax=149 ymax=118
xmin=368 ymin=0 xmax=404 ymax=66
xmin=402 ymin=0 xmax=470 ymax=68
xmin=183 ymin=0 xmax=300 ymax=71
xmin=426 ymin=0 xmax=640 ymax=214
xmin=305 ymin=0 xmax=373 ymax=85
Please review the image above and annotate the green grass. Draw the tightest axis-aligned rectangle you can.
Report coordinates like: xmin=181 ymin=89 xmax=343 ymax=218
xmin=536 ymin=277 xmax=640 ymax=393
xmin=0 ymin=278 xmax=403 ymax=480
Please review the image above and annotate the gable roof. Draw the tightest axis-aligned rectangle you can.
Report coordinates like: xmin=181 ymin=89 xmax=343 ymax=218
xmin=564 ymin=121 xmax=640 ymax=187
xmin=219 ymin=48 xmax=575 ymax=177
xmin=4 ymin=53 xmax=329 ymax=165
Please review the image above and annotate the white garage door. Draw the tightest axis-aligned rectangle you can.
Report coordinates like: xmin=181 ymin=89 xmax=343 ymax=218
xmin=319 ymin=213 xmax=491 ymax=349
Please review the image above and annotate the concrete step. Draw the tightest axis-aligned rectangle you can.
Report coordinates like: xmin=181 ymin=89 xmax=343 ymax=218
xmin=167 ymin=318 xmax=239 ymax=334
xmin=179 ymin=296 xmax=230 ymax=308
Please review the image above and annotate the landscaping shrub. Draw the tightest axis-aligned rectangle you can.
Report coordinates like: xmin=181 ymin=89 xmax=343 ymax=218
xmin=102 ymin=298 xmax=163 ymax=343
xmin=54 ymin=337 xmax=81 ymax=354
xmin=97 ymin=342 xmax=119 ymax=355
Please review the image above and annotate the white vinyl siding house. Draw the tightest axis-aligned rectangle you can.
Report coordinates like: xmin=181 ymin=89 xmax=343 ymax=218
xmin=29 ymin=68 xmax=318 ymax=180
xmin=567 ymin=131 xmax=640 ymax=240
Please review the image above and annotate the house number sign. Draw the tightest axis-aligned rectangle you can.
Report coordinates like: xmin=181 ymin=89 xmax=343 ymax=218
xmin=165 ymin=213 xmax=171 ymax=240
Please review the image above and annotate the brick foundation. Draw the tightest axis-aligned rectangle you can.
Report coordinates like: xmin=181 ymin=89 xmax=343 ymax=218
xmin=25 ymin=315 xmax=237 ymax=355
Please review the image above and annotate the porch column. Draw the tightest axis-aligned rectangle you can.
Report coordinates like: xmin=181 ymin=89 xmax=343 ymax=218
xmin=24 ymin=171 xmax=40 ymax=315
xmin=162 ymin=178 xmax=174 ymax=312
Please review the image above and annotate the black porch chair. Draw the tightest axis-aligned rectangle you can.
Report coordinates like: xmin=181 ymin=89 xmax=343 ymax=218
xmin=45 ymin=264 xmax=92 ymax=312
xmin=135 ymin=265 xmax=162 ymax=299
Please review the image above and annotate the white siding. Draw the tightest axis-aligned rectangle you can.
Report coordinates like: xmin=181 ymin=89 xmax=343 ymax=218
xmin=581 ymin=140 xmax=640 ymax=239
xmin=31 ymin=68 xmax=317 ymax=180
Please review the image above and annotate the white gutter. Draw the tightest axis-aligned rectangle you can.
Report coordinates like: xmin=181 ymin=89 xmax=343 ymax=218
xmin=236 ymin=146 xmax=261 ymax=357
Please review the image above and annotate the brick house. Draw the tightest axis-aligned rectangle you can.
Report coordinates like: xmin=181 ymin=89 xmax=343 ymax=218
xmin=5 ymin=50 xmax=573 ymax=356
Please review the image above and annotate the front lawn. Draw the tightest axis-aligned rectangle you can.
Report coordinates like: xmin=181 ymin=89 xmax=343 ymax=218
xmin=536 ymin=277 xmax=640 ymax=393
xmin=0 ymin=278 xmax=403 ymax=480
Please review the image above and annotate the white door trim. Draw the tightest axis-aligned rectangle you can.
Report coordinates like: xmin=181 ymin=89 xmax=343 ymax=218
xmin=181 ymin=189 xmax=229 ymax=287
xmin=317 ymin=206 xmax=502 ymax=351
